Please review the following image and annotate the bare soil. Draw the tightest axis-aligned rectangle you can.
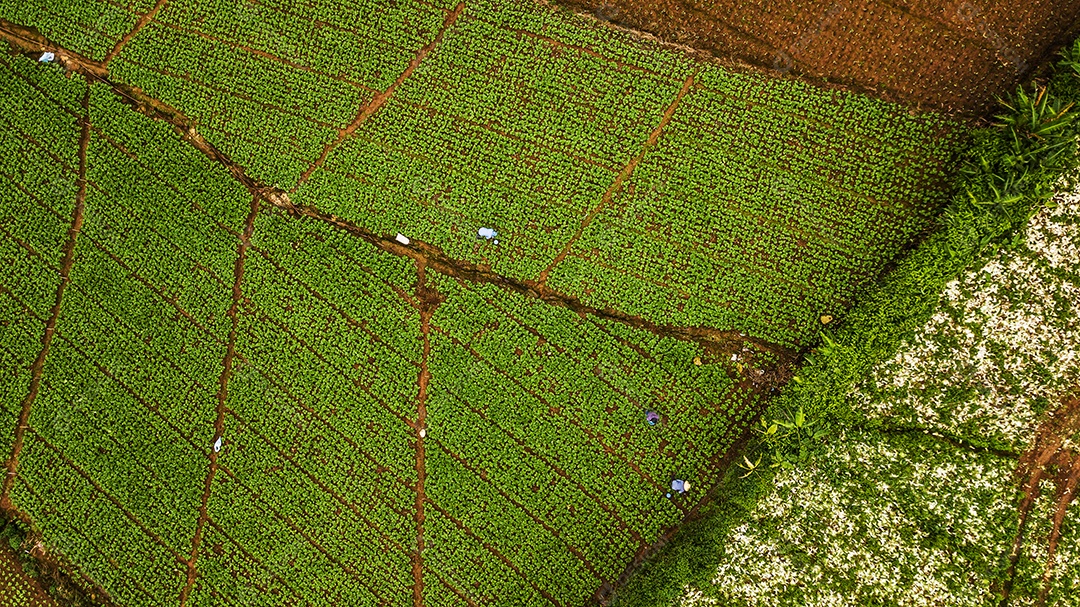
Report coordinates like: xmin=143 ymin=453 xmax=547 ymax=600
xmin=1004 ymin=392 xmax=1080 ymax=606
xmin=548 ymin=0 xmax=1080 ymax=116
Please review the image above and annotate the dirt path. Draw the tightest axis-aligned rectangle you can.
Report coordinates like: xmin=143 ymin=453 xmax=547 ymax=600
xmin=293 ymin=2 xmax=466 ymax=191
xmin=179 ymin=195 xmax=261 ymax=606
xmin=547 ymin=0 xmax=1080 ymax=116
xmin=102 ymin=0 xmax=169 ymax=66
xmin=1003 ymin=391 xmax=1080 ymax=606
xmin=0 ymin=85 xmax=90 ymax=508
xmin=536 ymin=71 xmax=697 ymax=285
xmin=411 ymin=261 xmax=443 ymax=607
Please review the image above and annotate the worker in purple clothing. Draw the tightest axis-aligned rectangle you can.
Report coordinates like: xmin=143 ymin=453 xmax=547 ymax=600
xmin=645 ymin=410 xmax=660 ymax=425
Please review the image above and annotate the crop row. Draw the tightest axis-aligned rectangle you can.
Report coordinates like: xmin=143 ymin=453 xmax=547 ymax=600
xmin=12 ymin=439 xmax=187 ymax=604
xmin=184 ymin=520 xmax=307 ymax=607
xmin=104 ymin=0 xmax=449 ymax=188
xmin=678 ymin=86 xmax=955 ymax=208
xmin=425 ymin=508 xmax=552 ymax=606
xmin=431 ymin=274 xmax=758 ymax=479
xmin=427 ymin=407 xmax=640 ymax=573
xmin=404 ymin=14 xmax=684 ymax=168
xmin=295 ymin=110 xmax=617 ymax=278
xmin=0 ymin=55 xmax=84 ymax=533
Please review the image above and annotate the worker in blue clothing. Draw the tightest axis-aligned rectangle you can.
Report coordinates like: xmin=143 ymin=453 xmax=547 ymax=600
xmin=666 ymin=479 xmax=689 ymax=498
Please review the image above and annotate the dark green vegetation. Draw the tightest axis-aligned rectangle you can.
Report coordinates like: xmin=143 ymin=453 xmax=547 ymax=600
xmin=0 ymin=0 xmax=983 ymax=606
xmin=612 ymin=39 xmax=1080 ymax=607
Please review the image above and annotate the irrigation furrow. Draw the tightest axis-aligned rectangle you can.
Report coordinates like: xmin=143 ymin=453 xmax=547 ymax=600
xmin=435 ymin=574 xmax=480 ymax=607
xmin=537 ymin=71 xmax=697 ymax=285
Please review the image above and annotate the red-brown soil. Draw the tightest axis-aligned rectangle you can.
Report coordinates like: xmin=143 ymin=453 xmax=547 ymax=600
xmin=548 ymin=0 xmax=1080 ymax=115
xmin=1006 ymin=392 xmax=1080 ymax=606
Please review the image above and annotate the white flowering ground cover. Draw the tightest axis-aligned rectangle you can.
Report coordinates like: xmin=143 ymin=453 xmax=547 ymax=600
xmin=677 ymin=183 xmax=1080 ymax=605
xmin=853 ymin=187 xmax=1080 ymax=451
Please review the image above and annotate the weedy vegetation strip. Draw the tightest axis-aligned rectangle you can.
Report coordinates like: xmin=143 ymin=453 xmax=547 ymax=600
xmin=610 ymin=37 xmax=1080 ymax=607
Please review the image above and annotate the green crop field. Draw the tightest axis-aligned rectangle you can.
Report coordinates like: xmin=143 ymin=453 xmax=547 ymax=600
xmin=0 ymin=0 xmax=973 ymax=605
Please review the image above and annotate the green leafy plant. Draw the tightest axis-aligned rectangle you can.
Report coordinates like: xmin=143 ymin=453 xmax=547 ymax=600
xmin=749 ymin=405 xmax=831 ymax=472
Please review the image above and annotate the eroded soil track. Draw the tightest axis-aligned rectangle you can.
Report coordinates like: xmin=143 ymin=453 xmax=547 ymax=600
xmin=549 ymin=0 xmax=1080 ymax=115
xmin=1005 ymin=392 xmax=1080 ymax=606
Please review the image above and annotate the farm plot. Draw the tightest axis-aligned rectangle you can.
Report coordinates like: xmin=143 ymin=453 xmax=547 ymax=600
xmin=541 ymin=64 xmax=959 ymax=345
xmin=1 ymin=0 xmax=965 ymax=350
xmin=289 ymin=2 xmax=962 ymax=348
xmin=423 ymin=273 xmax=766 ymax=605
xmin=0 ymin=52 xmax=781 ymax=607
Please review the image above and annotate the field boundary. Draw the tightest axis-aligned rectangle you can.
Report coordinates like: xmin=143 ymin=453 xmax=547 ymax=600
xmin=411 ymin=261 xmax=443 ymax=607
xmin=540 ymin=0 xmax=1080 ymax=116
xmin=178 ymin=194 xmax=261 ymax=606
xmin=607 ymin=38 xmax=1080 ymax=607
